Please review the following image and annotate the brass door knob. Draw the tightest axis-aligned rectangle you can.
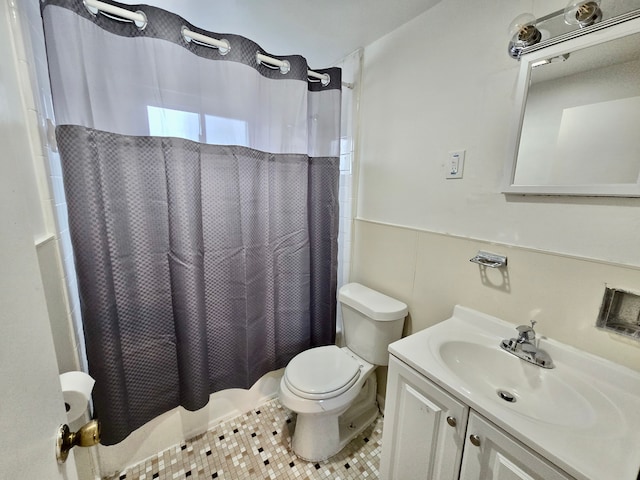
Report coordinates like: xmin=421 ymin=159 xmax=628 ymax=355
xmin=56 ymin=419 xmax=101 ymax=464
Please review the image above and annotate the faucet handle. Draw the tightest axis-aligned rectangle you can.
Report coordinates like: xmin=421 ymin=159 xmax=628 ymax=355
xmin=530 ymin=320 xmax=537 ymax=330
xmin=516 ymin=324 xmax=536 ymax=342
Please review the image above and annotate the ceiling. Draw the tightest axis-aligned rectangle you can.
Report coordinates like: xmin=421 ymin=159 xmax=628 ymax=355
xmin=117 ymin=0 xmax=442 ymax=67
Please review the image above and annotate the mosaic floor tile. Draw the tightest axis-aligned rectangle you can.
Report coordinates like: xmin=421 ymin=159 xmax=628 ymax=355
xmin=108 ymin=398 xmax=383 ymax=480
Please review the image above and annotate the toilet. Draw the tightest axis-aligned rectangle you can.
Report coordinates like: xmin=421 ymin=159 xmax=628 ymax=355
xmin=279 ymin=282 xmax=408 ymax=462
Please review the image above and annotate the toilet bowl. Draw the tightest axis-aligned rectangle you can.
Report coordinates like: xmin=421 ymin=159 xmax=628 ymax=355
xmin=279 ymin=283 xmax=407 ymax=462
xmin=279 ymin=345 xmax=378 ymax=461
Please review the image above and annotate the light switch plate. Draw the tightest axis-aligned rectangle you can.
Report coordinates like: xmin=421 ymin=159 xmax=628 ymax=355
xmin=446 ymin=150 xmax=465 ymax=179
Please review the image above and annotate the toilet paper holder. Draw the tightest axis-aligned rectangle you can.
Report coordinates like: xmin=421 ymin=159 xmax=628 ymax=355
xmin=56 ymin=419 xmax=101 ymax=463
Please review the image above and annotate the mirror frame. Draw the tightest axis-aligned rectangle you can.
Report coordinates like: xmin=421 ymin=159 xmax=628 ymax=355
xmin=503 ymin=16 xmax=640 ymax=197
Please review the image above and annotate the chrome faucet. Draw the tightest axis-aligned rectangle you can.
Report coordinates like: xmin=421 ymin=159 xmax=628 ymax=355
xmin=500 ymin=320 xmax=554 ymax=369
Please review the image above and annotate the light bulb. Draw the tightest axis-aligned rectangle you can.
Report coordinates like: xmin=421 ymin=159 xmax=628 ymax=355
xmin=564 ymin=0 xmax=602 ymax=27
xmin=507 ymin=13 xmax=542 ymax=59
xmin=508 ymin=13 xmax=537 ymax=38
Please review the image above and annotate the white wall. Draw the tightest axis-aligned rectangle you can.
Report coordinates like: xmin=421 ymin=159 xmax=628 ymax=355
xmin=356 ymin=0 xmax=640 ymax=268
xmin=353 ymin=0 xmax=640 ymax=394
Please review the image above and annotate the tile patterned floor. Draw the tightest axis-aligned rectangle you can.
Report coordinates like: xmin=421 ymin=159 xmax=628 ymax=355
xmin=109 ymin=399 xmax=383 ymax=480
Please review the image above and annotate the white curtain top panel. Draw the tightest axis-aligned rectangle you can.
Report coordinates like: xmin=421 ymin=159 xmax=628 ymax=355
xmin=43 ymin=2 xmax=341 ymax=157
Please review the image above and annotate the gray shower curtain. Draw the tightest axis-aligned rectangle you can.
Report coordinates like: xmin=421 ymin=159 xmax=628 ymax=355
xmin=42 ymin=0 xmax=341 ymax=445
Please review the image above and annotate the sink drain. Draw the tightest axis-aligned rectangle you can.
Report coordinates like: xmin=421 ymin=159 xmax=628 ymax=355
xmin=497 ymin=389 xmax=516 ymax=403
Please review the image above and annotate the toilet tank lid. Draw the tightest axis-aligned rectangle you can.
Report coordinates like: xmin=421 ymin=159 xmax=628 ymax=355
xmin=338 ymin=283 xmax=408 ymax=321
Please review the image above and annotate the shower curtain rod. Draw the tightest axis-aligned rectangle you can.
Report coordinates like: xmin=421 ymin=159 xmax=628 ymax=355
xmin=83 ymin=0 xmax=353 ymax=89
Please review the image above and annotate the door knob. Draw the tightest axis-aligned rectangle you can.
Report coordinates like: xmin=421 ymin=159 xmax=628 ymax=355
xmin=56 ymin=419 xmax=101 ymax=463
xmin=446 ymin=416 xmax=457 ymax=427
xmin=469 ymin=434 xmax=481 ymax=447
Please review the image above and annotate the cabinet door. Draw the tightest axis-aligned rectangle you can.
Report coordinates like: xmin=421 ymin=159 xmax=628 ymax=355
xmin=459 ymin=413 xmax=575 ymax=480
xmin=380 ymin=356 xmax=469 ymax=480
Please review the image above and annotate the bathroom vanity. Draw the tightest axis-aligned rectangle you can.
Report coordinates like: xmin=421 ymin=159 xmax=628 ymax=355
xmin=379 ymin=306 xmax=640 ymax=480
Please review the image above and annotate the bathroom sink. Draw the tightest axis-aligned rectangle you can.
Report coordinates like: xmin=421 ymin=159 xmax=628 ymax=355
xmin=437 ymin=339 xmax=601 ymax=427
xmin=388 ymin=306 xmax=640 ymax=480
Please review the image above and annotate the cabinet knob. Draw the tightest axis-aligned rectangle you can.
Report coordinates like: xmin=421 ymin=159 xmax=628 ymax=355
xmin=446 ymin=416 xmax=457 ymax=427
xmin=469 ymin=434 xmax=481 ymax=447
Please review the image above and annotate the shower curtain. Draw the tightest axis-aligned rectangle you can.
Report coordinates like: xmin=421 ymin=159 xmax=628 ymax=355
xmin=42 ymin=0 xmax=341 ymax=445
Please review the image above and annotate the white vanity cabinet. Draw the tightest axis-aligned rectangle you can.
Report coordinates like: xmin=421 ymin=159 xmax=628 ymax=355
xmin=459 ymin=413 xmax=573 ymax=480
xmin=380 ymin=355 xmax=574 ymax=480
xmin=379 ymin=355 xmax=469 ymax=480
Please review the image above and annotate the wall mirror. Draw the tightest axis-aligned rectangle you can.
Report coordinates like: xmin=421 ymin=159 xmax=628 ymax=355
xmin=504 ymin=17 xmax=640 ymax=196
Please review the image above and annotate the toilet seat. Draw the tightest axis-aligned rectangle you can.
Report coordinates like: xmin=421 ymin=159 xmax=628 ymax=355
xmin=284 ymin=345 xmax=361 ymax=400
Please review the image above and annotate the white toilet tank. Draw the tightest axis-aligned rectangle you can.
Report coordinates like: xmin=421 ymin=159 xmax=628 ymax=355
xmin=338 ymin=283 xmax=408 ymax=366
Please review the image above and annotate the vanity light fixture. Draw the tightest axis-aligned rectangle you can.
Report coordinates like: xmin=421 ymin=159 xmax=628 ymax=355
xmin=564 ymin=0 xmax=603 ymax=27
xmin=505 ymin=0 xmax=634 ymax=60
xmin=508 ymin=13 xmax=542 ymax=59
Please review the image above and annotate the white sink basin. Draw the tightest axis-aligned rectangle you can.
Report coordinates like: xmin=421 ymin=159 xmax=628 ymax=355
xmin=388 ymin=306 xmax=640 ymax=480
xmin=437 ymin=339 xmax=607 ymax=428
